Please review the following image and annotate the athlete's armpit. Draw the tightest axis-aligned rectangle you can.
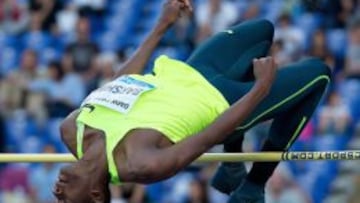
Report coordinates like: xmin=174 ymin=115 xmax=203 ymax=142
xmin=60 ymin=110 xmax=80 ymax=157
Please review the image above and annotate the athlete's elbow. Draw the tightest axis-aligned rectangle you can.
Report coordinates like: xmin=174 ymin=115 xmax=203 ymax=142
xmin=127 ymin=161 xmax=158 ymax=180
xmin=127 ymin=160 xmax=172 ymax=183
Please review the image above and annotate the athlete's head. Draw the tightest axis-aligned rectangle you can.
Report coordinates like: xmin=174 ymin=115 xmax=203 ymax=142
xmin=54 ymin=133 xmax=110 ymax=203
xmin=54 ymin=163 xmax=111 ymax=203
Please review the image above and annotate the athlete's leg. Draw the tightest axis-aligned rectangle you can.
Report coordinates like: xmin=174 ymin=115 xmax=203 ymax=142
xmin=210 ymin=58 xmax=331 ymax=200
xmin=186 ymin=19 xmax=274 ymax=81
xmin=228 ymin=82 xmax=327 ymax=203
xmin=186 ymin=20 xmax=273 ymax=195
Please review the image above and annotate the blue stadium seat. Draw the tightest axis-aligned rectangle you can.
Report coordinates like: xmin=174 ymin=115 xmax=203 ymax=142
xmin=19 ymin=136 xmax=44 ymax=153
xmin=104 ymin=16 xmax=130 ymax=34
xmin=0 ymin=33 xmax=14 ymax=47
xmin=110 ymin=0 xmax=127 ymax=11
xmin=0 ymin=47 xmax=18 ymax=74
xmin=262 ymin=0 xmax=282 ymax=22
xmin=4 ymin=114 xmax=40 ymax=153
xmin=39 ymin=47 xmax=61 ymax=65
xmin=295 ymin=13 xmax=322 ymax=32
xmin=22 ymin=31 xmax=51 ymax=52
xmin=45 ymin=119 xmax=63 ymax=144
xmin=298 ymin=172 xmax=318 ymax=196
xmin=312 ymin=175 xmax=332 ymax=203
xmin=312 ymin=135 xmax=348 ymax=151
xmin=56 ymin=32 xmax=76 ymax=48
xmin=236 ymin=0 xmax=250 ymax=14
xmin=326 ymin=29 xmax=347 ymax=58
xmin=295 ymin=13 xmax=322 ymax=49
xmin=146 ymin=183 xmax=165 ymax=203
xmin=97 ymin=31 xmax=122 ymax=51
xmin=339 ymin=80 xmax=360 ymax=122
xmin=54 ymin=140 xmax=69 ymax=153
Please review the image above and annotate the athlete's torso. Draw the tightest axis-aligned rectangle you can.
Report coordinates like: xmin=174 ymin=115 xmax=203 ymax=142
xmin=61 ymin=110 xmax=172 ymax=182
xmin=75 ymin=55 xmax=229 ymax=184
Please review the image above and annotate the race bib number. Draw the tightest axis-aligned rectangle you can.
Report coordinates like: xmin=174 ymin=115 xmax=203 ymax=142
xmin=82 ymin=76 xmax=155 ymax=114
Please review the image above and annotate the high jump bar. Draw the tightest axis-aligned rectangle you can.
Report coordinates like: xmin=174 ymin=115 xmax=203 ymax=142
xmin=0 ymin=151 xmax=360 ymax=163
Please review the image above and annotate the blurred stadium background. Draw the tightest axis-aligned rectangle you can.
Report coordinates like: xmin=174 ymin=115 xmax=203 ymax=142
xmin=0 ymin=0 xmax=360 ymax=202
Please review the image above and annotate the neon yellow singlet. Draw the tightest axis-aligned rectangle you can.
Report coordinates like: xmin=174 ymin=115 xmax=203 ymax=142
xmin=76 ymin=55 xmax=229 ymax=184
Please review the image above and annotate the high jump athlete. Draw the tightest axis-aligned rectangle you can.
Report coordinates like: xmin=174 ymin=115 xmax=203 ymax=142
xmin=54 ymin=0 xmax=331 ymax=202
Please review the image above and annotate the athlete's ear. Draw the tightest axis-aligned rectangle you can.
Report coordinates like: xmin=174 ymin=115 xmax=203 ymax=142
xmin=90 ymin=190 xmax=104 ymax=203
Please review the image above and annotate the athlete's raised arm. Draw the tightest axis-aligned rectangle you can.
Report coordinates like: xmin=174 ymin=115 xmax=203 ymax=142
xmin=114 ymin=0 xmax=192 ymax=77
xmin=125 ymin=57 xmax=277 ymax=183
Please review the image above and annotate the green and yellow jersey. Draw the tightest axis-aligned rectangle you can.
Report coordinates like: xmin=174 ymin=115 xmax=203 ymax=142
xmin=76 ymin=55 xmax=229 ymax=184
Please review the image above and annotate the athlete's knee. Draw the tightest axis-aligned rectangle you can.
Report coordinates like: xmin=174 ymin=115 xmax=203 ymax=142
xmin=257 ymin=19 xmax=275 ymax=38
xmin=233 ymin=19 xmax=274 ymax=40
xmin=249 ymin=19 xmax=274 ymax=40
xmin=304 ymin=57 xmax=332 ymax=79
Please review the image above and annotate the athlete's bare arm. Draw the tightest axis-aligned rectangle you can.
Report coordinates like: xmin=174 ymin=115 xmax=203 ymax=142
xmin=60 ymin=110 xmax=79 ymax=156
xmin=124 ymin=57 xmax=277 ymax=183
xmin=114 ymin=0 xmax=192 ymax=77
xmin=59 ymin=0 xmax=192 ymax=156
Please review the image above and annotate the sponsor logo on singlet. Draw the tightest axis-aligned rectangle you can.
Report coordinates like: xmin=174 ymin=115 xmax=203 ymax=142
xmin=221 ymin=29 xmax=234 ymax=34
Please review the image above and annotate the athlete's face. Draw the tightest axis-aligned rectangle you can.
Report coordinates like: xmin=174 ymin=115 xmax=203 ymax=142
xmin=54 ymin=164 xmax=109 ymax=203
xmin=54 ymin=165 xmax=92 ymax=203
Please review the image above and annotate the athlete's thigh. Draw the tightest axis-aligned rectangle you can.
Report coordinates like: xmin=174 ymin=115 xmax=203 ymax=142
xmin=236 ymin=58 xmax=331 ymax=131
xmin=187 ymin=19 xmax=274 ymax=80
xmin=209 ymin=76 xmax=252 ymax=105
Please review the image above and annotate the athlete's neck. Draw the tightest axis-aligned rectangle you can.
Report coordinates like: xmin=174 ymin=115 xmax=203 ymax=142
xmin=78 ymin=135 xmax=109 ymax=188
